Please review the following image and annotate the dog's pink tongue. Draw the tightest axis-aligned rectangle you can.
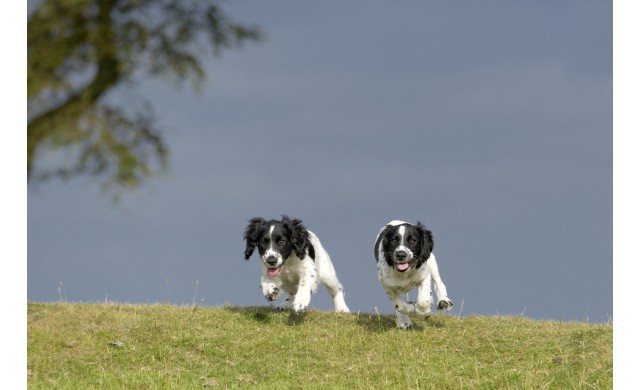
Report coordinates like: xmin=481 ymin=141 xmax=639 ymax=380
xmin=267 ymin=267 xmax=280 ymax=277
xmin=396 ymin=263 xmax=410 ymax=271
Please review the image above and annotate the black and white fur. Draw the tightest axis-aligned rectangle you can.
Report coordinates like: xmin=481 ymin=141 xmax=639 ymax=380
xmin=243 ymin=216 xmax=350 ymax=313
xmin=375 ymin=220 xmax=453 ymax=329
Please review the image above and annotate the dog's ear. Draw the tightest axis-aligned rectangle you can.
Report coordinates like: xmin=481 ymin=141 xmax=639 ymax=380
xmin=415 ymin=221 xmax=434 ymax=269
xmin=243 ymin=217 xmax=266 ymax=260
xmin=283 ymin=216 xmax=310 ymax=259
xmin=376 ymin=225 xmax=395 ymax=265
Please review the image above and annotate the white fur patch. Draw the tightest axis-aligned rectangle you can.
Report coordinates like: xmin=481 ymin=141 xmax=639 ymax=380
xmin=258 ymin=226 xmax=349 ymax=313
xmin=375 ymin=220 xmax=453 ymax=328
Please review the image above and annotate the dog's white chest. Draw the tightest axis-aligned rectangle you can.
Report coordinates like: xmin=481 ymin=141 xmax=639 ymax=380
xmin=279 ymin=265 xmax=302 ymax=284
xmin=378 ymin=263 xmax=427 ymax=292
xmin=276 ymin=256 xmax=319 ymax=289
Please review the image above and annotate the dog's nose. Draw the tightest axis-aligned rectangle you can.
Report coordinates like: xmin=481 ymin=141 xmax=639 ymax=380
xmin=395 ymin=250 xmax=407 ymax=262
xmin=266 ymin=256 xmax=278 ymax=266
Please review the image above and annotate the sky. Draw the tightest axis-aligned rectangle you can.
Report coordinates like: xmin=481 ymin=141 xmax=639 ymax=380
xmin=27 ymin=1 xmax=614 ymax=323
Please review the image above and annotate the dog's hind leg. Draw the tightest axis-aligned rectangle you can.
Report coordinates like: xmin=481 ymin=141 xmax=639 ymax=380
xmin=323 ymin=278 xmax=350 ymax=313
xmin=318 ymin=263 xmax=350 ymax=313
xmin=394 ymin=310 xmax=414 ymax=329
xmin=276 ymin=294 xmax=293 ymax=311
xmin=382 ymin=288 xmax=415 ymax=329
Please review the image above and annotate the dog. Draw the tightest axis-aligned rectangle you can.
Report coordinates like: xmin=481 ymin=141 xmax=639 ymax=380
xmin=243 ymin=216 xmax=350 ymax=313
xmin=375 ymin=220 xmax=453 ymax=328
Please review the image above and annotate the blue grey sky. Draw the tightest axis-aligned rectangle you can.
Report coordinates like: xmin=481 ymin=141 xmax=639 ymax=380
xmin=27 ymin=1 xmax=613 ymax=322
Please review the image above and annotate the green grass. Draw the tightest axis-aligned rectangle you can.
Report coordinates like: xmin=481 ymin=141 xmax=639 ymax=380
xmin=28 ymin=303 xmax=612 ymax=389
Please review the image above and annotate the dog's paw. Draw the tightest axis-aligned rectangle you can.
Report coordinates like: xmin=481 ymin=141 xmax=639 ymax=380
xmin=292 ymin=301 xmax=309 ymax=313
xmin=437 ymin=299 xmax=453 ymax=311
xmin=395 ymin=301 xmax=416 ymax=315
xmin=292 ymin=295 xmax=310 ymax=313
xmin=396 ymin=320 xmax=414 ymax=330
xmin=415 ymin=301 xmax=433 ymax=318
xmin=264 ymin=286 xmax=280 ymax=302
xmin=334 ymin=304 xmax=350 ymax=314
xmin=275 ymin=298 xmax=292 ymax=311
xmin=292 ymin=306 xmax=307 ymax=314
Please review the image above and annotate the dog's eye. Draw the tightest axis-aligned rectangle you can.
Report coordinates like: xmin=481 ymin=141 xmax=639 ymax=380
xmin=278 ymin=239 xmax=286 ymax=245
xmin=408 ymin=238 xmax=417 ymax=245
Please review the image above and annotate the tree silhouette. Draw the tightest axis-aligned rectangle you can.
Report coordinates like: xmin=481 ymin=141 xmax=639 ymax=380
xmin=28 ymin=0 xmax=261 ymax=196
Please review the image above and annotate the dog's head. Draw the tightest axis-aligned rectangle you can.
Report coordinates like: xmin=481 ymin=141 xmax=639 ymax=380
xmin=378 ymin=221 xmax=433 ymax=272
xmin=243 ymin=215 xmax=313 ymax=277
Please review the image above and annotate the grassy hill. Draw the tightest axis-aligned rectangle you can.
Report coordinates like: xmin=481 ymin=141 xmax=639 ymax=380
xmin=27 ymin=303 xmax=612 ymax=389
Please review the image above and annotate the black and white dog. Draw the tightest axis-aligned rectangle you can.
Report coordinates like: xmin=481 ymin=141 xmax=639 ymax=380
xmin=375 ymin=220 xmax=453 ymax=328
xmin=243 ymin=216 xmax=350 ymax=313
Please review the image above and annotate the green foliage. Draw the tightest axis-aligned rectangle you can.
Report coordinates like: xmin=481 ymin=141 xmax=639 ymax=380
xmin=27 ymin=0 xmax=261 ymax=197
xmin=28 ymin=303 xmax=613 ymax=389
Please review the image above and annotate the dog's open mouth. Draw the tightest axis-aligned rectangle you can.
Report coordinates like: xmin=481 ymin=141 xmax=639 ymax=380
xmin=266 ymin=266 xmax=282 ymax=277
xmin=395 ymin=262 xmax=411 ymax=272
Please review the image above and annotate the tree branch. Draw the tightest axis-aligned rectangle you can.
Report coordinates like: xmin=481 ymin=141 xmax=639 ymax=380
xmin=27 ymin=0 xmax=121 ymax=179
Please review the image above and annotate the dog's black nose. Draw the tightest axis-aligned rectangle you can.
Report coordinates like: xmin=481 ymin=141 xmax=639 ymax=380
xmin=266 ymin=256 xmax=278 ymax=266
xmin=395 ymin=251 xmax=407 ymax=261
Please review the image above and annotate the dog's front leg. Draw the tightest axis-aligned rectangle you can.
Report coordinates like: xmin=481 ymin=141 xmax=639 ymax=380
xmin=384 ymin=288 xmax=415 ymax=329
xmin=415 ymin=278 xmax=434 ymax=318
xmin=260 ymin=276 xmax=280 ymax=302
xmin=291 ymin=277 xmax=312 ymax=313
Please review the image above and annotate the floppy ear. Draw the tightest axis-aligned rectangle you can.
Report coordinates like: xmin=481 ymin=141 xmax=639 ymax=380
xmin=376 ymin=225 xmax=395 ymax=265
xmin=415 ymin=221 xmax=434 ymax=269
xmin=243 ymin=217 xmax=266 ymax=260
xmin=283 ymin=215 xmax=310 ymax=259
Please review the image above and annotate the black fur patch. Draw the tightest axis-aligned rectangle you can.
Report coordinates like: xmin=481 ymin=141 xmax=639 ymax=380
xmin=375 ymin=221 xmax=434 ymax=269
xmin=243 ymin=215 xmax=314 ymax=261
